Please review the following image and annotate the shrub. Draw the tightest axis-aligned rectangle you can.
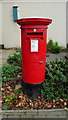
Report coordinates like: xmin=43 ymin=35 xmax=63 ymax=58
xmin=1 ymin=64 xmax=22 ymax=86
xmin=65 ymin=43 xmax=68 ymax=51
xmin=7 ymin=50 xmax=21 ymax=65
xmin=41 ymin=59 xmax=68 ymax=100
xmin=2 ymin=104 xmax=11 ymax=110
xmin=47 ymin=39 xmax=54 ymax=51
xmin=66 ymin=43 xmax=68 ymax=48
xmin=47 ymin=40 xmax=63 ymax=54
xmin=15 ymin=48 xmax=21 ymax=53
xmin=2 ymin=64 xmax=21 ymax=78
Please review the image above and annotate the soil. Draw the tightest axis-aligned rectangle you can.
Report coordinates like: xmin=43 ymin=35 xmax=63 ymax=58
xmin=2 ymin=78 xmax=68 ymax=110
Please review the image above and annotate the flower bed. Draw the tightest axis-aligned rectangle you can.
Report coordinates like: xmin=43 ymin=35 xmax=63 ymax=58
xmin=1 ymin=50 xmax=68 ymax=110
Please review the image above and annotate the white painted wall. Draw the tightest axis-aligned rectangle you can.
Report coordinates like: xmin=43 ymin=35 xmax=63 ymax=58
xmin=2 ymin=2 xmax=21 ymax=48
xmin=2 ymin=2 xmax=66 ymax=48
xmin=66 ymin=1 xmax=68 ymax=44
xmin=0 ymin=2 xmax=2 ymax=44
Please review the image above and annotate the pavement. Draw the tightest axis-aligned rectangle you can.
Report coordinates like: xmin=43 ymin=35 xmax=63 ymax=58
xmin=0 ymin=49 xmax=16 ymax=66
xmin=46 ymin=52 xmax=67 ymax=62
xmin=0 ymin=49 xmax=67 ymax=67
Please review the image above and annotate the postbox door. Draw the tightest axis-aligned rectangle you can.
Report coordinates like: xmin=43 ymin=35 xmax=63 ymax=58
xmin=22 ymin=30 xmax=47 ymax=84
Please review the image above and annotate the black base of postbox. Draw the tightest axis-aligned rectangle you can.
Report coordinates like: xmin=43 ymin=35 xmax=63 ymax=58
xmin=21 ymin=81 xmax=42 ymax=99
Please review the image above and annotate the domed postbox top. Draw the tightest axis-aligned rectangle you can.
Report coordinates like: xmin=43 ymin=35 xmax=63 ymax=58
xmin=16 ymin=17 xmax=52 ymax=26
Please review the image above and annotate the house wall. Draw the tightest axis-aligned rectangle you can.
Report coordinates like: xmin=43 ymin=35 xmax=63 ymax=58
xmin=0 ymin=2 xmax=2 ymax=45
xmin=66 ymin=1 xmax=68 ymax=45
xmin=2 ymin=2 xmax=66 ymax=48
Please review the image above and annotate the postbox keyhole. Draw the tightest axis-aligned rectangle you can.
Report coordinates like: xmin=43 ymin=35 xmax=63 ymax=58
xmin=33 ymin=29 xmax=36 ymax=31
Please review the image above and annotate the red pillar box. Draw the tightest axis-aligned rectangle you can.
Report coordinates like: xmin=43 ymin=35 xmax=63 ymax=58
xmin=17 ymin=17 xmax=52 ymax=84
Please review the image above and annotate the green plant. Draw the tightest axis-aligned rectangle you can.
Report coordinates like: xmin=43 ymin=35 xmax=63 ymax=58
xmin=2 ymin=104 xmax=11 ymax=110
xmin=66 ymin=43 xmax=68 ymax=48
xmin=47 ymin=39 xmax=54 ymax=51
xmin=7 ymin=52 xmax=21 ymax=65
xmin=1 ymin=64 xmax=22 ymax=86
xmin=15 ymin=48 xmax=21 ymax=53
xmin=2 ymin=64 xmax=21 ymax=78
xmin=65 ymin=43 xmax=68 ymax=51
xmin=14 ymin=87 xmax=22 ymax=95
xmin=51 ymin=42 xmax=63 ymax=54
xmin=5 ymin=95 xmax=16 ymax=102
xmin=41 ymin=59 xmax=68 ymax=100
xmin=47 ymin=40 xmax=63 ymax=54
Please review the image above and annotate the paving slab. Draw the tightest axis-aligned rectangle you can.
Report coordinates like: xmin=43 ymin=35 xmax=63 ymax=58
xmin=46 ymin=52 xmax=67 ymax=62
xmin=0 ymin=49 xmax=67 ymax=66
xmin=0 ymin=49 xmax=16 ymax=65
